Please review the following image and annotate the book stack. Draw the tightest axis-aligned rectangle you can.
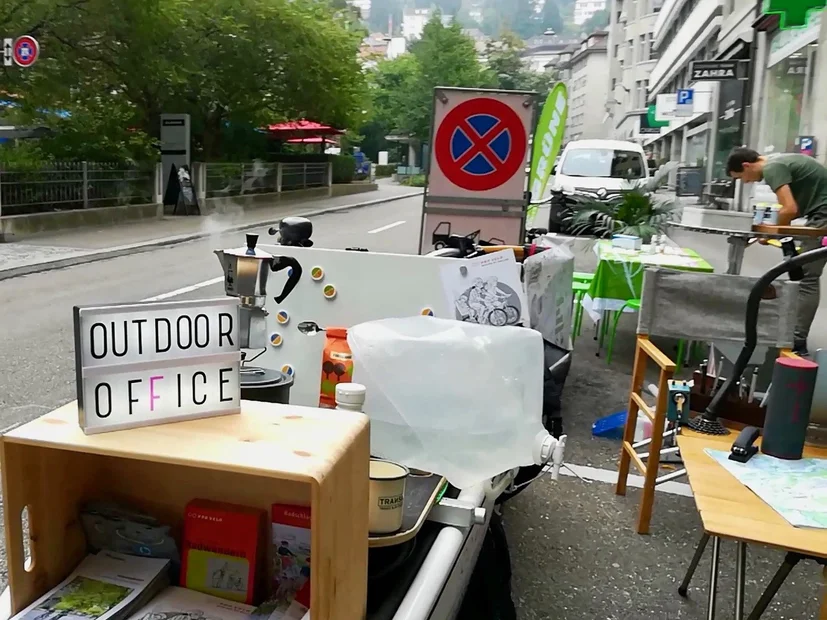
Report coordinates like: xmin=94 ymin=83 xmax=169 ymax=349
xmin=12 ymin=551 xmax=170 ymax=620
xmin=180 ymin=499 xmax=265 ymax=605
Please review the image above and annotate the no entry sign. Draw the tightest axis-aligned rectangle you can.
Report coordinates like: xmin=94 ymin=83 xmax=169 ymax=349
xmin=427 ymin=90 xmax=533 ymax=202
xmin=435 ymin=98 xmax=528 ymax=192
xmin=12 ymin=35 xmax=39 ymax=67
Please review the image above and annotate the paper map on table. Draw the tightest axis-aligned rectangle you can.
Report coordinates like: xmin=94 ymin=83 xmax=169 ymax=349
xmin=706 ymin=449 xmax=827 ymax=529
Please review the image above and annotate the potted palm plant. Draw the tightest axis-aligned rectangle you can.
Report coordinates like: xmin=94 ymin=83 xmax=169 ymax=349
xmin=564 ymin=162 xmax=680 ymax=243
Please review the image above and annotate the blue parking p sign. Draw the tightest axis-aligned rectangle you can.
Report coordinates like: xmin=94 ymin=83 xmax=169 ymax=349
xmin=676 ymin=89 xmax=694 ymax=116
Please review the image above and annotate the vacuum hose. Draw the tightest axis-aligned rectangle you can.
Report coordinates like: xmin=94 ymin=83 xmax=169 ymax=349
xmin=692 ymin=244 xmax=827 ymax=434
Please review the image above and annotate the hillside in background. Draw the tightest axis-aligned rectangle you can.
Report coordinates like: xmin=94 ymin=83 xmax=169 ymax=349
xmin=366 ymin=0 xmax=596 ymax=40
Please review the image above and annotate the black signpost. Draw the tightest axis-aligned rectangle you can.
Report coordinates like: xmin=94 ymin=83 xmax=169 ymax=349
xmin=163 ymin=164 xmax=200 ymax=216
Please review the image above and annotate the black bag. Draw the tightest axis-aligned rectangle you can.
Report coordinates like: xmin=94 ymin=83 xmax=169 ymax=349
xmin=456 ymin=510 xmax=517 ymax=620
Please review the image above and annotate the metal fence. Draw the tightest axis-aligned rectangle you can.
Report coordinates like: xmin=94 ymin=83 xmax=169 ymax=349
xmin=204 ymin=162 xmax=329 ymax=198
xmin=0 ymin=162 xmax=155 ymax=217
xmin=1 ymin=161 xmax=332 ymax=216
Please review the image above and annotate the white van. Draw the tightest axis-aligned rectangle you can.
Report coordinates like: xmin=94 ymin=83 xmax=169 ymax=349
xmin=551 ymin=139 xmax=651 ymax=195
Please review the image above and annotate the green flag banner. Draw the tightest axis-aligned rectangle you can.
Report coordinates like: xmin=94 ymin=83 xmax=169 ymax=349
xmin=527 ymin=82 xmax=568 ymax=221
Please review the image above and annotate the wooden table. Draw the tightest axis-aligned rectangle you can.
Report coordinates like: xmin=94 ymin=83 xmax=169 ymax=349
xmin=669 ymin=223 xmax=826 ymax=275
xmin=678 ymin=429 xmax=827 ymax=619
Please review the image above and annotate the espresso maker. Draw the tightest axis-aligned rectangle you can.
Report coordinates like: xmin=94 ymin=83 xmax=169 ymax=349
xmin=215 ymin=233 xmax=302 ymax=349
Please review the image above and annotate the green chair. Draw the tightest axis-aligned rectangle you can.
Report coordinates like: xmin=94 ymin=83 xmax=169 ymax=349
xmin=574 ymin=272 xmax=595 ymax=284
xmin=605 ymin=298 xmax=692 ymax=371
xmin=606 ymin=299 xmax=642 ymax=364
xmin=572 ymin=280 xmax=591 ymax=340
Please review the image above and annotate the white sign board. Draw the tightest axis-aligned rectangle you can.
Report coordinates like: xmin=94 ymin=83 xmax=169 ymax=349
xmin=426 ymin=88 xmax=533 ymax=202
xmin=676 ymin=89 xmax=694 ymax=117
xmin=74 ymin=298 xmax=242 ymax=434
xmin=3 ymin=39 xmax=12 ymax=67
xmin=655 ymin=94 xmax=677 ymax=122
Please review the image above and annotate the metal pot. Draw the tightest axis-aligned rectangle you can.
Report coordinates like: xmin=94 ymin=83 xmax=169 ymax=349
xmin=240 ymin=367 xmax=294 ymax=404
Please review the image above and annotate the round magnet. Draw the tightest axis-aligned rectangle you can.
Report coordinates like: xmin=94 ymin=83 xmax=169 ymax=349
xmin=323 ymin=284 xmax=337 ymax=300
xmin=311 ymin=266 xmax=325 ymax=281
xmin=281 ymin=364 xmax=295 ymax=377
xmin=421 ymin=308 xmax=434 ymax=316
xmin=276 ymin=310 xmax=290 ymax=325
xmin=269 ymin=332 xmax=283 ymax=347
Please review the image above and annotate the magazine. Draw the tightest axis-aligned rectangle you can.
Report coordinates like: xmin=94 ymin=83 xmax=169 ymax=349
xmin=270 ymin=505 xmax=310 ymax=607
xmin=127 ymin=587 xmax=254 ymax=620
xmin=252 ymin=599 xmax=308 ymax=620
xmin=12 ymin=551 xmax=170 ymax=620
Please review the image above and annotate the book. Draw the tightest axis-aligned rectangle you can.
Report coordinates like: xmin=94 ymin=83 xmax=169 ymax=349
xmin=180 ymin=500 xmax=265 ymax=605
xmin=12 ymin=551 xmax=170 ymax=620
xmin=127 ymin=587 xmax=254 ymax=620
xmin=270 ymin=505 xmax=310 ymax=608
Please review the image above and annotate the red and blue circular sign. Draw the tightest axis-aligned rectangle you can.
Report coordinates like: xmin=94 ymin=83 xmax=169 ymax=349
xmin=434 ymin=97 xmax=527 ymax=192
xmin=13 ymin=36 xmax=39 ymax=68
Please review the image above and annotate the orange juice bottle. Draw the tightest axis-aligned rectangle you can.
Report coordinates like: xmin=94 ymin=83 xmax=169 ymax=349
xmin=320 ymin=327 xmax=354 ymax=408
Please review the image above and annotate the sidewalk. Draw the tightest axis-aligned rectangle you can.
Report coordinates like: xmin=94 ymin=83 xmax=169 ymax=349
xmin=0 ymin=181 xmax=421 ymax=280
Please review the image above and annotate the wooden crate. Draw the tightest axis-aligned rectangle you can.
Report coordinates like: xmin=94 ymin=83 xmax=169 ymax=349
xmin=0 ymin=400 xmax=370 ymax=620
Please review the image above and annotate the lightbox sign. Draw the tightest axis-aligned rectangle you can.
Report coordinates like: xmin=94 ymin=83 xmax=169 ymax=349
xmin=73 ymin=298 xmax=242 ymax=434
xmin=763 ymin=0 xmax=825 ymax=29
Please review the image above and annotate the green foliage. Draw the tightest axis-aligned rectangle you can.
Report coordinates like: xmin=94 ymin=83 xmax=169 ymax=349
xmin=565 ymin=163 xmax=680 ymax=242
xmin=0 ymin=141 xmax=48 ymax=169
xmin=331 ymin=154 xmax=356 ymax=184
xmin=542 ymin=1 xmax=565 ymax=34
xmin=2 ymin=0 xmax=366 ymax=162
xmin=580 ymin=8 xmax=610 ymax=33
xmin=374 ymin=164 xmax=396 ymax=177
xmin=483 ymin=32 xmax=554 ymax=101
xmin=370 ymin=14 xmax=487 ymax=141
xmin=401 ymin=174 xmax=426 ymax=187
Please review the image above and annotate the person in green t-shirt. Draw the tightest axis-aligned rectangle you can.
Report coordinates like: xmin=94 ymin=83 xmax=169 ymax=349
xmin=727 ymin=147 xmax=827 ymax=355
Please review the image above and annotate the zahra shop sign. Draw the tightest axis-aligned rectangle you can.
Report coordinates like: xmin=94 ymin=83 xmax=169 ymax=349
xmin=74 ymin=298 xmax=241 ymax=434
xmin=690 ymin=60 xmax=749 ymax=81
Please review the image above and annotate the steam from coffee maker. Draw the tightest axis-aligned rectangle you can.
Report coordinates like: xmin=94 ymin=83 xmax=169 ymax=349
xmin=215 ymin=234 xmax=302 ymax=350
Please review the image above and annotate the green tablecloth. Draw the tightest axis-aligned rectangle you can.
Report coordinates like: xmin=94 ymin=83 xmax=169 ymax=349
xmin=585 ymin=241 xmax=714 ymax=316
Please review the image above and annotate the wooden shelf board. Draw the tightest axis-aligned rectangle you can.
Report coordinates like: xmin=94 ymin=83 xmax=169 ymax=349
xmin=2 ymin=400 xmax=369 ymax=484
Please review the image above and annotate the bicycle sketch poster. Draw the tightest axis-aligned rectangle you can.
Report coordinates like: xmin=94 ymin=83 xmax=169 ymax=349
xmin=440 ymin=249 xmax=527 ymax=328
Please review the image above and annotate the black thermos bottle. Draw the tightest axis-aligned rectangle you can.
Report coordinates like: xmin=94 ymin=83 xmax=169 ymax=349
xmin=761 ymin=357 xmax=819 ymax=460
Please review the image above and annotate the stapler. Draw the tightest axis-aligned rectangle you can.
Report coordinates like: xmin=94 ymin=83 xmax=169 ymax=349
xmin=729 ymin=426 xmax=760 ymax=463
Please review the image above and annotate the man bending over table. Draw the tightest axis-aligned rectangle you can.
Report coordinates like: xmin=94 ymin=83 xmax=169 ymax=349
xmin=726 ymin=147 xmax=827 ymax=356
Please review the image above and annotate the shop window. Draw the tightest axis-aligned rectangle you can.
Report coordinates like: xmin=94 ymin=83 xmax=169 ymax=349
xmin=762 ymin=45 xmax=816 ymax=154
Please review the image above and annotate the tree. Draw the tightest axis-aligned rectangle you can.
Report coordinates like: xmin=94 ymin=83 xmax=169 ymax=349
xmin=484 ymin=33 xmax=555 ymax=102
xmin=371 ymin=15 xmax=487 ymax=141
xmin=2 ymin=0 xmax=367 ymax=162
xmin=580 ymin=8 xmax=610 ymax=33
xmin=541 ymin=0 xmax=565 ymax=34
xmin=368 ymin=0 xmax=403 ymax=33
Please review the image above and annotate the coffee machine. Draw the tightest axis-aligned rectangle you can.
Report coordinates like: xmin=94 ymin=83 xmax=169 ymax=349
xmin=215 ymin=233 xmax=302 ymax=349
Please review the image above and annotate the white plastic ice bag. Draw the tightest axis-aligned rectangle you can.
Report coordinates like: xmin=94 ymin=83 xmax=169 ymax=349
xmin=348 ymin=316 xmax=546 ymax=488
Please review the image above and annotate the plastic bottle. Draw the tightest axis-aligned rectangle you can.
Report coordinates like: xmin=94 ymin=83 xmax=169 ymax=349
xmin=319 ymin=327 xmax=353 ymax=408
xmin=335 ymin=383 xmax=366 ymax=413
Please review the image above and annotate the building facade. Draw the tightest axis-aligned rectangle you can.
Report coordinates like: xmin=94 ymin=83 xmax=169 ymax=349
xmin=559 ymin=31 xmax=610 ymax=141
xmin=605 ymin=0 xmax=663 ymax=142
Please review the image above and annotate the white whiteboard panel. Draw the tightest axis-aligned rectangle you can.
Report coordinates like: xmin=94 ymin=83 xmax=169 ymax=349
xmin=257 ymin=246 xmax=461 ymax=407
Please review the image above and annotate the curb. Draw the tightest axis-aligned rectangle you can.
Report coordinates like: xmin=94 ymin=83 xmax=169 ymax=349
xmin=0 ymin=190 xmax=422 ymax=282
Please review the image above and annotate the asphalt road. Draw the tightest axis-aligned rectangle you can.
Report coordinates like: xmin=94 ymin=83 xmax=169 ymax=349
xmin=0 ymin=195 xmax=824 ymax=618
